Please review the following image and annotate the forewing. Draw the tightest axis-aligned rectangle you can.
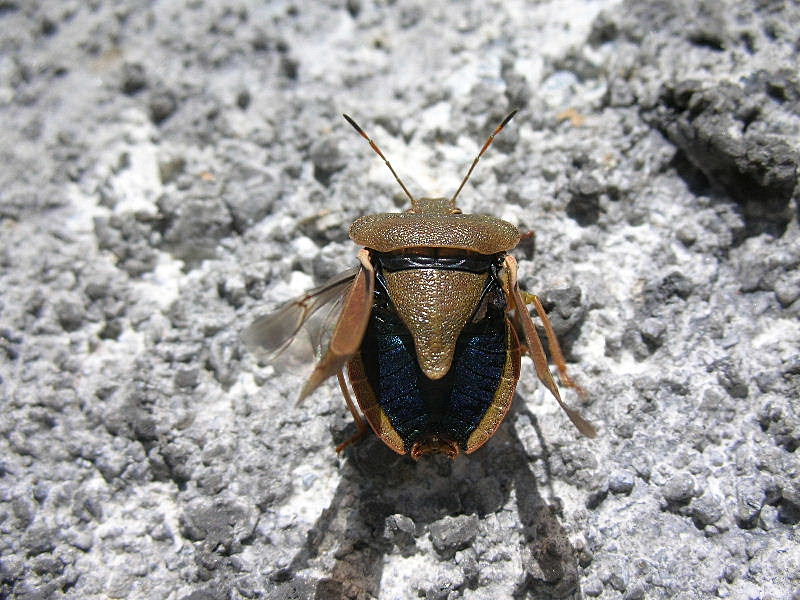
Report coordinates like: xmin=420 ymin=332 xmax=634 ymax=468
xmin=298 ymin=249 xmax=376 ymax=402
xmin=243 ymin=267 xmax=359 ymax=360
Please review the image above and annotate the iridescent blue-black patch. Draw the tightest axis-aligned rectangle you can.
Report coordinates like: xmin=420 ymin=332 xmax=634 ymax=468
xmin=361 ymin=277 xmax=508 ymax=451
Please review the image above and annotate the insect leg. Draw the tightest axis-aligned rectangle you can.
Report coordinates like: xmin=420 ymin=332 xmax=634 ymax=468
xmin=334 ymin=370 xmax=371 ymax=453
xmin=504 ymin=255 xmax=597 ymax=438
xmin=522 ymin=291 xmax=587 ymax=398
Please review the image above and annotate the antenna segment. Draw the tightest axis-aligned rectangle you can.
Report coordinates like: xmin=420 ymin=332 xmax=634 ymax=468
xmin=343 ymin=114 xmax=415 ymax=205
xmin=450 ymin=109 xmax=518 ymax=204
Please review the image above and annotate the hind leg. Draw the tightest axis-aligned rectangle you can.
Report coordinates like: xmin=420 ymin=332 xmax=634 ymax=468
xmin=335 ymin=370 xmax=370 ymax=453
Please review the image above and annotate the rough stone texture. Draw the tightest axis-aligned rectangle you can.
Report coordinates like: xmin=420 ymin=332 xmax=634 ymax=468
xmin=1 ymin=0 xmax=798 ymax=599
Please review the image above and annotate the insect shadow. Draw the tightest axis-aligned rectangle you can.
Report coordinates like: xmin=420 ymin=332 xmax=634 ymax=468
xmin=272 ymin=401 xmax=584 ymax=600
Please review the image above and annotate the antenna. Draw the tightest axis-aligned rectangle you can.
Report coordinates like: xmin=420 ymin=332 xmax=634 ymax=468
xmin=343 ymin=114 xmax=415 ymax=204
xmin=450 ymin=109 xmax=518 ymax=204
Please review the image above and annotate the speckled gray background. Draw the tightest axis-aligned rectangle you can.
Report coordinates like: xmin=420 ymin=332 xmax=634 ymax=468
xmin=1 ymin=1 xmax=798 ymax=599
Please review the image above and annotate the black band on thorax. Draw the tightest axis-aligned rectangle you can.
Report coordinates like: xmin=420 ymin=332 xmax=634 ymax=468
xmin=374 ymin=251 xmax=502 ymax=274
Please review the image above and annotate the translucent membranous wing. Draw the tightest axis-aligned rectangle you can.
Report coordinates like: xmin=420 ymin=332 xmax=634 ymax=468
xmin=243 ymin=267 xmax=359 ymax=360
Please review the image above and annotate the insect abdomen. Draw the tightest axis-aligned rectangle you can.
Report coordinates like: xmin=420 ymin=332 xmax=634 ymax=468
xmin=349 ymin=270 xmax=520 ymax=456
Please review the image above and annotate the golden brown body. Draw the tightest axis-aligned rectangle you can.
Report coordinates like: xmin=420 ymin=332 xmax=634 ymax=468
xmin=244 ymin=111 xmax=596 ymax=458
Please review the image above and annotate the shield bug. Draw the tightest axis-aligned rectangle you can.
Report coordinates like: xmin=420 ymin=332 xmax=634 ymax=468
xmin=245 ymin=111 xmax=597 ymax=459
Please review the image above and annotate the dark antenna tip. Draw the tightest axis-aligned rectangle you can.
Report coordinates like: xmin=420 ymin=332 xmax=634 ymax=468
xmin=343 ymin=113 xmax=357 ymax=130
xmin=343 ymin=114 xmax=368 ymax=140
xmin=343 ymin=113 xmax=415 ymax=204
xmin=450 ymin=109 xmax=520 ymax=204
xmin=501 ymin=108 xmax=519 ymax=128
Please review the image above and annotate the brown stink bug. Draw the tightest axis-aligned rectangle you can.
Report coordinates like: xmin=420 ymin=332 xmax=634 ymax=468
xmin=245 ymin=111 xmax=596 ymax=459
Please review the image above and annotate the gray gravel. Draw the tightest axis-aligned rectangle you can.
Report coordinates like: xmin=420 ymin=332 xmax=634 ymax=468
xmin=1 ymin=1 xmax=799 ymax=599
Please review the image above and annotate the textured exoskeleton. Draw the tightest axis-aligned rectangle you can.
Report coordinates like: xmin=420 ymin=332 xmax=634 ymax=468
xmin=245 ymin=111 xmax=596 ymax=459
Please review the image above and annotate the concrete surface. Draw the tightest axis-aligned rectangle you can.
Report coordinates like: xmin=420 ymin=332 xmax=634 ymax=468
xmin=0 ymin=1 xmax=798 ymax=599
